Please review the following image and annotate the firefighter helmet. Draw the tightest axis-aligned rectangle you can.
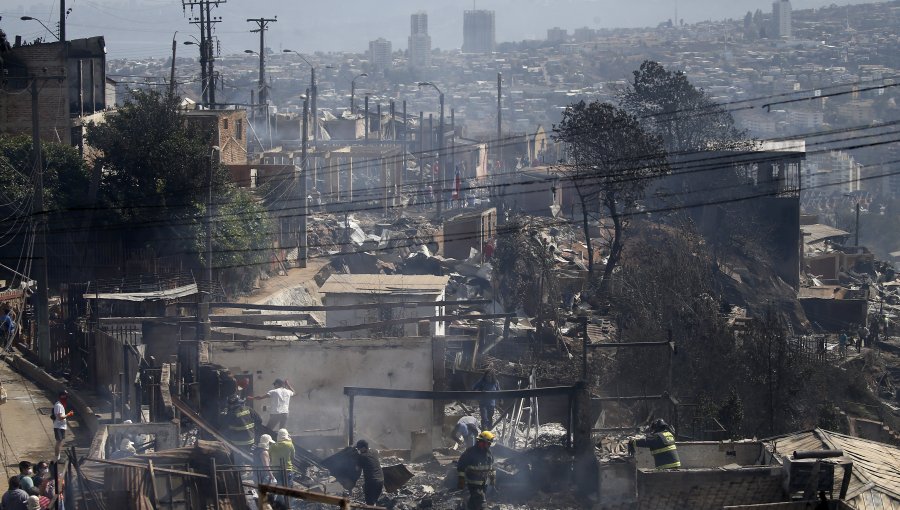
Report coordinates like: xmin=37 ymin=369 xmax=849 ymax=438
xmin=650 ymin=419 xmax=669 ymax=433
xmin=477 ymin=431 xmax=495 ymax=443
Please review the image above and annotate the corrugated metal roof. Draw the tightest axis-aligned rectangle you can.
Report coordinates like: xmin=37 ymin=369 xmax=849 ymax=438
xmin=766 ymin=429 xmax=900 ymax=510
xmin=801 ymin=224 xmax=850 ymax=245
xmin=84 ymin=283 xmax=199 ymax=302
xmin=320 ymin=274 xmax=449 ymax=295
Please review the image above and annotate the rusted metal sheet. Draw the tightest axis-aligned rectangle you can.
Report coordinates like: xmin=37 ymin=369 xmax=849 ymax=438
xmin=103 ymin=465 xmax=154 ymax=510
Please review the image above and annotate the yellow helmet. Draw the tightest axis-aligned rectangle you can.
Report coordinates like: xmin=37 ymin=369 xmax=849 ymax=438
xmin=477 ymin=431 xmax=495 ymax=443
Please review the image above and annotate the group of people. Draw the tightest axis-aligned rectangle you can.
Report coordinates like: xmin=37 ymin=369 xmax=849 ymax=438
xmin=1 ymin=461 xmax=63 ymax=510
xmin=219 ymin=377 xmax=385 ymax=506
xmin=453 ymin=369 xmax=682 ymax=510
xmin=836 ymin=317 xmax=890 ymax=357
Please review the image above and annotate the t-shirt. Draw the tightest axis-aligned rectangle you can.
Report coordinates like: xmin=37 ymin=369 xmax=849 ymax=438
xmin=53 ymin=401 xmax=67 ymax=430
xmin=267 ymin=388 xmax=294 ymax=414
xmin=1 ymin=488 xmax=28 ymax=510
xmin=269 ymin=440 xmax=295 ymax=472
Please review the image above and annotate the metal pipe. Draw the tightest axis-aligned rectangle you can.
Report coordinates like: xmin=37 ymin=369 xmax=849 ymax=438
xmin=793 ymin=450 xmax=844 ymax=459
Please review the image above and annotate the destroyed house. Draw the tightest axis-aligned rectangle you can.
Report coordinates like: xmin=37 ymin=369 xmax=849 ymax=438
xmin=765 ymin=429 xmax=900 ymax=509
xmin=184 ymin=109 xmax=248 ymax=165
xmin=0 ymin=36 xmax=107 ymax=145
xmin=443 ymin=207 xmax=497 ymax=260
xmin=320 ymin=274 xmax=450 ymax=338
xmin=655 ymin=143 xmax=805 ymax=289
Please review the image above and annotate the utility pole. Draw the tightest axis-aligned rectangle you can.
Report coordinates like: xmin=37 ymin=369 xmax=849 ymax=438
xmin=205 ymin=0 xmax=217 ymax=107
xmin=437 ymin=92 xmax=444 ymax=216
xmin=30 ymin=79 xmax=51 ymax=367
xmin=364 ymin=95 xmax=370 ymax=142
xmin=184 ymin=1 xmax=226 ymax=107
xmin=59 ymin=0 xmax=66 ymax=43
xmin=855 ymin=201 xmax=860 ymax=246
xmin=300 ymin=90 xmax=309 ymax=268
xmin=497 ymin=72 xmax=502 ymax=174
xmin=247 ymin=17 xmax=277 ymax=120
xmin=311 ymin=67 xmax=318 ymax=144
xmin=169 ymin=32 xmax=178 ymax=98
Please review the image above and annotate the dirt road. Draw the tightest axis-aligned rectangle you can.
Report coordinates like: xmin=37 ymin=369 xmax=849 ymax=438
xmin=0 ymin=360 xmax=87 ymax=477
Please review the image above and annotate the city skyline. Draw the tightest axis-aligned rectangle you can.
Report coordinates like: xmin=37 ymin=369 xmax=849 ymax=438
xmin=3 ymin=0 xmax=874 ymax=58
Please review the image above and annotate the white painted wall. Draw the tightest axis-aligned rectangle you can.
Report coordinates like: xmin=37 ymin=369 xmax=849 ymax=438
xmin=207 ymin=337 xmax=434 ymax=449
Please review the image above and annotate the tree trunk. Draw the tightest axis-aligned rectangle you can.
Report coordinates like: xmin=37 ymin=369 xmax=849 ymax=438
xmin=599 ymin=202 xmax=624 ymax=297
xmin=580 ymin=196 xmax=593 ymax=278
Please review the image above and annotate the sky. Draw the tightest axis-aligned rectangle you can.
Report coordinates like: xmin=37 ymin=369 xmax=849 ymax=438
xmin=2 ymin=0 xmax=875 ymax=58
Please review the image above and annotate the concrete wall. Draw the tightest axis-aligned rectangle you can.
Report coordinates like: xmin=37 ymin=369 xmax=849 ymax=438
xmin=88 ymin=422 xmax=180 ymax=459
xmin=324 ymin=293 xmax=445 ymax=338
xmin=634 ymin=441 xmax=766 ymax=470
xmin=599 ymin=466 xmax=785 ymax=510
xmin=207 ymin=337 xmax=436 ymax=450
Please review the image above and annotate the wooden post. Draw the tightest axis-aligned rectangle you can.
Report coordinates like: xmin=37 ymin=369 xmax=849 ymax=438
xmin=581 ymin=318 xmax=589 ymax=381
xmin=147 ymin=460 xmax=160 ymax=508
xmin=210 ymin=457 xmax=220 ymax=510
xmin=348 ymin=394 xmax=355 ymax=446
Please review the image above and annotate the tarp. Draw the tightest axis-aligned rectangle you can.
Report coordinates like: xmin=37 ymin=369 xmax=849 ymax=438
xmin=84 ymin=283 xmax=199 ymax=302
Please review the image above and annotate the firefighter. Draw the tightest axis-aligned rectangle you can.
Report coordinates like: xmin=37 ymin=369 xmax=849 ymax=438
xmin=224 ymin=394 xmax=255 ymax=453
xmin=630 ymin=419 xmax=681 ymax=470
xmin=457 ymin=431 xmax=496 ymax=510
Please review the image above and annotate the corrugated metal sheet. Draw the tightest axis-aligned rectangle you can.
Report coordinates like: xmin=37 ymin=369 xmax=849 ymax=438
xmin=767 ymin=429 xmax=900 ymax=510
xmin=320 ymin=274 xmax=449 ymax=295
xmin=104 ymin=466 xmax=154 ymax=510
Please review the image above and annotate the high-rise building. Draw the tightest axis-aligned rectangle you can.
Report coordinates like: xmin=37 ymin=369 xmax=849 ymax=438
xmin=369 ymin=38 xmax=393 ymax=70
xmin=408 ymin=11 xmax=432 ymax=69
xmin=772 ymin=0 xmax=792 ymax=38
xmin=547 ymin=27 xmax=568 ymax=44
xmin=462 ymin=10 xmax=495 ymax=54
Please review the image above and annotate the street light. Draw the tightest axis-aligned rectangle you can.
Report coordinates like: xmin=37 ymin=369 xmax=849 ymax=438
xmin=419 ymin=81 xmax=445 ymax=215
xmin=350 ymin=73 xmax=368 ymax=114
xmin=20 ymin=16 xmax=59 ymax=41
xmin=284 ymin=49 xmax=327 ymax=143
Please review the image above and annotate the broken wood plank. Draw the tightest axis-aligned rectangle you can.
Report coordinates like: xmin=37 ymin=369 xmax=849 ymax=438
xmin=87 ymin=457 xmax=210 ymax=479
xmin=170 ymin=396 xmax=253 ymax=462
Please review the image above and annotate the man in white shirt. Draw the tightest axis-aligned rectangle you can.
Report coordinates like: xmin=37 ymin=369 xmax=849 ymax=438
xmin=53 ymin=390 xmax=74 ymax=462
xmin=248 ymin=378 xmax=295 ymax=431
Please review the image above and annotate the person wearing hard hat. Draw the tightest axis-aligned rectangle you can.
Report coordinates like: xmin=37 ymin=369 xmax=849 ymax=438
xmin=456 ymin=431 xmax=496 ymax=510
xmin=630 ymin=419 xmax=681 ymax=470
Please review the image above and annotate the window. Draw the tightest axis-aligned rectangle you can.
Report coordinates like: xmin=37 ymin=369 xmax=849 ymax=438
xmin=236 ymin=119 xmax=242 ymax=140
xmin=223 ymin=118 xmax=229 ymax=130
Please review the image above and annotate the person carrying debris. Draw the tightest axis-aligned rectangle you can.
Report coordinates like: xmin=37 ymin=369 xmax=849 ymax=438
xmin=630 ymin=419 xmax=681 ymax=470
xmin=457 ymin=431 xmax=496 ymax=510
xmin=248 ymin=378 xmax=295 ymax=431
xmin=354 ymin=440 xmax=384 ymax=506
xmin=224 ymin=394 xmax=256 ymax=453
xmin=451 ymin=416 xmax=480 ymax=450
xmin=472 ymin=370 xmax=500 ymax=431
